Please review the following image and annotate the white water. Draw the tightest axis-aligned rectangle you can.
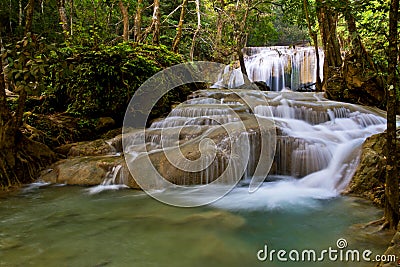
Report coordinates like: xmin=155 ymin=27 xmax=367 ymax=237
xmin=214 ymin=46 xmax=324 ymax=91
xmin=91 ymin=47 xmax=386 ymax=210
xmin=115 ymin=87 xmax=387 ymax=209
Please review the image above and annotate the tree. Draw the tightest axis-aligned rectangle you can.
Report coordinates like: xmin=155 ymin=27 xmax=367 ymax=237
xmin=139 ymin=0 xmax=161 ymax=44
xmin=172 ymin=0 xmax=189 ymax=53
xmin=384 ymin=0 xmax=399 ymax=230
xmin=57 ymin=0 xmax=70 ymax=39
xmin=0 ymin=35 xmax=55 ymax=189
xmin=303 ymin=0 xmax=322 ymax=92
xmin=152 ymin=0 xmax=161 ymax=45
xmin=315 ymin=0 xmax=342 ymax=95
xmin=133 ymin=0 xmax=143 ymax=42
xmin=190 ymin=0 xmax=201 ymax=60
xmin=118 ymin=0 xmax=129 ymax=42
xmin=24 ymin=0 xmax=36 ymax=35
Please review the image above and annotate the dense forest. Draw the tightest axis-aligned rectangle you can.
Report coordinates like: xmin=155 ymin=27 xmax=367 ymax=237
xmin=0 ymin=0 xmax=398 ymax=228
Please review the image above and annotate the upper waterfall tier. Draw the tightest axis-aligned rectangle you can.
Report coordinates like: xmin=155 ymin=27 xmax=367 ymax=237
xmin=214 ymin=46 xmax=324 ymax=91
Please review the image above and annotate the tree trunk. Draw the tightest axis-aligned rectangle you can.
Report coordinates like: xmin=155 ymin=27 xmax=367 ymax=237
xmin=118 ymin=1 xmax=129 ymax=42
xmin=69 ymin=0 xmax=73 ymax=36
xmin=343 ymin=0 xmax=377 ymax=72
xmin=234 ymin=0 xmax=251 ymax=81
xmin=57 ymin=0 xmax=69 ymax=39
xmin=190 ymin=0 xmax=201 ymax=60
xmin=316 ymin=0 xmax=342 ymax=98
xmin=152 ymin=0 xmax=161 ymax=45
xmin=172 ymin=0 xmax=189 ymax=53
xmin=139 ymin=0 xmax=160 ymax=44
xmin=24 ymin=0 xmax=35 ymax=35
xmin=133 ymin=0 xmax=143 ymax=42
xmin=316 ymin=0 xmax=341 ymax=69
xmin=214 ymin=0 xmax=225 ymax=62
xmin=384 ymin=0 xmax=399 ymax=230
xmin=303 ymin=0 xmax=322 ymax=92
xmin=340 ymin=0 xmax=385 ymax=106
xmin=19 ymin=0 xmax=23 ymax=26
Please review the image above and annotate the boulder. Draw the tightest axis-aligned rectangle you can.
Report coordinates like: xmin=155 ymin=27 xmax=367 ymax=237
xmin=40 ymin=155 xmax=139 ymax=189
xmin=345 ymin=129 xmax=400 ymax=206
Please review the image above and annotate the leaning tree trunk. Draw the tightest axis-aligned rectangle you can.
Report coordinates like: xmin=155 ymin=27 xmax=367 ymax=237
xmin=234 ymin=0 xmax=252 ymax=82
xmin=190 ymin=0 xmax=201 ymax=60
xmin=172 ymin=0 xmax=189 ymax=53
xmin=139 ymin=0 xmax=160 ymax=44
xmin=341 ymin=0 xmax=385 ymax=107
xmin=384 ymin=0 xmax=399 ymax=230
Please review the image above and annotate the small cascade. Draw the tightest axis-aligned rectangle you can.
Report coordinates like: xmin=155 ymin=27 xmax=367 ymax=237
xmin=215 ymin=46 xmax=324 ymax=91
xmin=87 ymin=165 xmax=128 ymax=194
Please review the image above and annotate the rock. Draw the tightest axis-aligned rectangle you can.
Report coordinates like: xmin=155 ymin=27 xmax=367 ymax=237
xmin=345 ymin=129 xmax=400 ymax=206
xmin=340 ymin=54 xmax=385 ymax=106
xmin=375 ymin=231 xmax=400 ymax=267
xmin=253 ymin=81 xmax=271 ymax=91
xmin=40 ymin=155 xmax=139 ymax=189
xmin=127 ymin=114 xmax=276 ymax=188
xmin=67 ymin=139 xmax=116 ymax=157
xmin=96 ymin=117 xmax=115 ymax=131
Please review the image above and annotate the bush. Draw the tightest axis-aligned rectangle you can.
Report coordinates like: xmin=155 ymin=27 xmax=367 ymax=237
xmin=43 ymin=43 xmax=183 ymax=122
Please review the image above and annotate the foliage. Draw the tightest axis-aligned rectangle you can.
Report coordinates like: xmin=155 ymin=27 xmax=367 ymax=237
xmin=2 ymin=34 xmax=50 ymax=96
xmin=43 ymin=42 xmax=182 ymax=120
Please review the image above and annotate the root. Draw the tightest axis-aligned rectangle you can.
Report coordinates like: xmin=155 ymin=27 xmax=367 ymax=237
xmin=363 ymin=217 xmax=392 ymax=233
xmin=363 ymin=217 xmax=386 ymax=228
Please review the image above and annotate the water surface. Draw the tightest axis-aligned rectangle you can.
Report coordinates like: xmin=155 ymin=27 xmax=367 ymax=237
xmin=0 ymin=183 xmax=390 ymax=267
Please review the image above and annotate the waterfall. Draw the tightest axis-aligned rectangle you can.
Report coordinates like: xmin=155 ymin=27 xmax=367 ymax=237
xmin=215 ymin=46 xmax=324 ymax=91
xmin=111 ymin=50 xmax=386 ymax=207
xmin=87 ymin=164 xmax=129 ymax=194
xmin=122 ymin=88 xmax=386 ymax=198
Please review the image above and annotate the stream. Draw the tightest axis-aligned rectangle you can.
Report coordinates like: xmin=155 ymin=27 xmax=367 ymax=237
xmin=0 ymin=46 xmax=394 ymax=266
xmin=0 ymin=184 xmax=391 ymax=267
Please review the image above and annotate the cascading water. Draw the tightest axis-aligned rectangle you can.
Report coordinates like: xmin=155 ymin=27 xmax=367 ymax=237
xmin=89 ymin=48 xmax=385 ymax=209
xmin=119 ymin=87 xmax=386 ymax=209
xmin=214 ymin=46 xmax=324 ymax=91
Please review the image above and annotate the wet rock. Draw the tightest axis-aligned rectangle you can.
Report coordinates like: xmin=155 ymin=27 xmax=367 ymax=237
xmin=40 ymin=155 xmax=139 ymax=189
xmin=345 ymin=129 xmax=400 ymax=206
